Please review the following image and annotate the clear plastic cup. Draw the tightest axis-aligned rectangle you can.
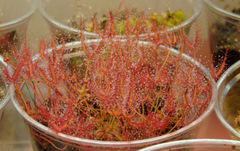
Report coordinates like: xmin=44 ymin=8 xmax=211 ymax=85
xmin=139 ymin=139 xmax=240 ymax=151
xmin=39 ymin=0 xmax=202 ymax=42
xmin=0 ymin=0 xmax=37 ymax=65
xmin=215 ymin=60 xmax=240 ymax=140
xmin=10 ymin=39 xmax=217 ymax=150
xmin=0 ymin=55 xmax=11 ymax=120
xmin=204 ymin=0 xmax=240 ymax=71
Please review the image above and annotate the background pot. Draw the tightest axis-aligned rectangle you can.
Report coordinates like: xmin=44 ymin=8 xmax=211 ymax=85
xmin=0 ymin=55 xmax=11 ymax=120
xmin=39 ymin=0 xmax=202 ymax=41
xmin=215 ymin=60 xmax=240 ymax=140
xmin=204 ymin=0 xmax=240 ymax=72
xmin=139 ymin=139 xmax=240 ymax=151
xmin=0 ymin=0 xmax=37 ymax=65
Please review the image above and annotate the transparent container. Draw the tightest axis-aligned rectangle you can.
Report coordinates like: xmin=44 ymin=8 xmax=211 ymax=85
xmin=139 ymin=139 xmax=240 ymax=151
xmin=39 ymin=0 xmax=202 ymax=42
xmin=9 ymin=39 xmax=217 ymax=151
xmin=204 ymin=0 xmax=240 ymax=71
xmin=215 ymin=60 xmax=240 ymax=140
xmin=0 ymin=0 xmax=37 ymax=65
xmin=0 ymin=55 xmax=11 ymax=120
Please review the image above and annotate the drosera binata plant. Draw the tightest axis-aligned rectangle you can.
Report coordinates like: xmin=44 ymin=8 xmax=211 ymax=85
xmin=3 ymin=20 xmax=226 ymax=150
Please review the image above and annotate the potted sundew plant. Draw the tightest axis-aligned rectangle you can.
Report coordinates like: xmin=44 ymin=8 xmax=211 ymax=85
xmin=3 ymin=20 xmax=224 ymax=150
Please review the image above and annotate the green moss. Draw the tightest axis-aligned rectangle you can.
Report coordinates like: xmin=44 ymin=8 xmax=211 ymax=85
xmin=85 ymin=10 xmax=185 ymax=34
xmin=115 ymin=20 xmax=125 ymax=34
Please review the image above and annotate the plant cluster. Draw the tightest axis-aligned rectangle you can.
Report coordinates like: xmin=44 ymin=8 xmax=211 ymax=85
xmin=3 ymin=7 xmax=225 ymax=150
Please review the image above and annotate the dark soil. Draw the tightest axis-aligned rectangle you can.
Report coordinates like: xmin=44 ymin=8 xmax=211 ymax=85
xmin=209 ymin=8 xmax=240 ymax=71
